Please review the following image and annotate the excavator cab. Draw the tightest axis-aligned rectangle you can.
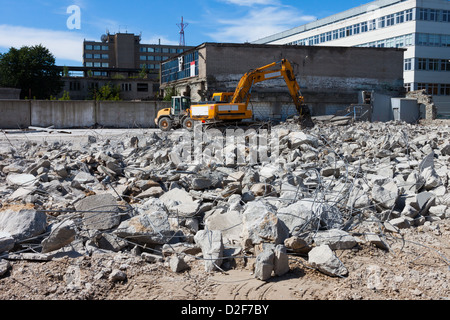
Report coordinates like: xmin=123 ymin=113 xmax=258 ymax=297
xmin=155 ymin=96 xmax=193 ymax=131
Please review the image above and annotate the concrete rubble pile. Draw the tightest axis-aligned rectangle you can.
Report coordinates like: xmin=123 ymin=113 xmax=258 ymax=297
xmin=0 ymin=120 xmax=450 ymax=282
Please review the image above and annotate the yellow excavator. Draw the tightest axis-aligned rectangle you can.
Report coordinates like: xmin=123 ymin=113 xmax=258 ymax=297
xmin=155 ymin=59 xmax=313 ymax=130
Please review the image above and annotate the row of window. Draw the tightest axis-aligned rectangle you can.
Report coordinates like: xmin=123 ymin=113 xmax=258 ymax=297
xmin=85 ymin=62 xmax=109 ymax=68
xmin=85 ymin=53 xmax=109 ymax=60
xmin=140 ymin=63 xmax=161 ymax=70
xmin=356 ymin=33 xmax=450 ymax=48
xmin=405 ymin=83 xmax=450 ymax=96
xmin=140 ymin=55 xmax=169 ymax=61
xmin=139 ymin=47 xmax=185 ymax=54
xmin=287 ymin=7 xmax=450 ymax=47
xmin=417 ymin=8 xmax=450 ymax=22
xmin=405 ymin=58 xmax=450 ymax=71
xmin=161 ymin=51 xmax=199 ymax=84
xmin=288 ymin=8 xmax=414 ymax=46
xmin=85 ymin=44 xmax=109 ymax=51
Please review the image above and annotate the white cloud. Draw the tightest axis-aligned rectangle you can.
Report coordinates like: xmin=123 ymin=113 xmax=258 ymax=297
xmin=221 ymin=0 xmax=280 ymax=6
xmin=206 ymin=6 xmax=316 ymax=43
xmin=0 ymin=24 xmax=85 ymax=64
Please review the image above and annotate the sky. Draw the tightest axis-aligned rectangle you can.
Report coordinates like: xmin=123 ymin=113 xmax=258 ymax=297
xmin=0 ymin=0 xmax=370 ymax=66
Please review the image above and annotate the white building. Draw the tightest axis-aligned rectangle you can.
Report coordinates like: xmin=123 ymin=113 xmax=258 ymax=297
xmin=253 ymin=0 xmax=450 ymax=118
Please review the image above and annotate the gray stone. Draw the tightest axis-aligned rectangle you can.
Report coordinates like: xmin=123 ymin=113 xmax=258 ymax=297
xmin=141 ymin=252 xmax=164 ymax=263
xmin=41 ymin=220 xmax=77 ymax=253
xmin=75 ymin=194 xmax=121 ymax=231
xmin=313 ymin=229 xmax=357 ymax=250
xmin=159 ymin=188 xmax=200 ymax=217
xmin=0 ymin=232 xmax=15 ymax=253
xmin=250 ymin=183 xmax=276 ymax=197
xmin=136 ymin=186 xmax=164 ymax=199
xmin=242 ymin=201 xmax=289 ymax=246
xmin=109 ymin=269 xmax=127 ymax=282
xmin=73 ymin=171 xmax=96 ymax=184
xmin=254 ymin=250 xmax=274 ymax=281
xmin=276 ymin=199 xmax=317 ymax=234
xmin=284 ymin=236 xmax=311 ymax=253
xmin=191 ymin=177 xmax=213 ymax=190
xmin=204 ymin=209 xmax=242 ymax=245
xmin=273 ymin=245 xmax=290 ymax=276
xmin=308 ymin=245 xmax=348 ymax=277
xmin=0 ymin=259 xmax=11 ymax=276
xmin=194 ymin=229 xmax=224 ymax=272
xmin=0 ymin=209 xmax=47 ymax=241
xmin=6 ymin=173 xmax=37 ymax=187
xmin=114 ymin=210 xmax=172 ymax=245
xmin=371 ymin=181 xmax=399 ymax=209
xmin=96 ymin=233 xmax=128 ymax=252
xmin=169 ymin=256 xmax=190 ymax=273
xmin=419 ymin=152 xmax=435 ymax=172
xmin=288 ymin=132 xmax=319 ymax=149
xmin=388 ymin=217 xmax=411 ymax=229
xmin=365 ymin=233 xmax=389 ymax=250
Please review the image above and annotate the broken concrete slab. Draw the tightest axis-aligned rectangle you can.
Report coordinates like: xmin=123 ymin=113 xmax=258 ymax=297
xmin=313 ymin=229 xmax=357 ymax=250
xmin=75 ymin=194 xmax=121 ymax=231
xmin=169 ymin=255 xmax=190 ymax=273
xmin=6 ymin=173 xmax=37 ymax=187
xmin=254 ymin=249 xmax=274 ymax=281
xmin=194 ymin=229 xmax=224 ymax=272
xmin=159 ymin=188 xmax=200 ymax=217
xmin=284 ymin=236 xmax=311 ymax=254
xmin=0 ymin=259 xmax=11 ymax=276
xmin=308 ymin=244 xmax=348 ymax=277
xmin=204 ymin=209 xmax=242 ymax=245
xmin=0 ymin=209 xmax=47 ymax=242
xmin=0 ymin=232 xmax=15 ymax=254
xmin=41 ymin=220 xmax=77 ymax=253
xmin=273 ymin=244 xmax=290 ymax=277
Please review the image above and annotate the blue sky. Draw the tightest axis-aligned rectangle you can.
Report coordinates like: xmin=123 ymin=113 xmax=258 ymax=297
xmin=0 ymin=0 xmax=369 ymax=66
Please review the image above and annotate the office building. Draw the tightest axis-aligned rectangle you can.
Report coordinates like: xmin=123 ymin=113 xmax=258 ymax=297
xmin=253 ymin=0 xmax=450 ymax=118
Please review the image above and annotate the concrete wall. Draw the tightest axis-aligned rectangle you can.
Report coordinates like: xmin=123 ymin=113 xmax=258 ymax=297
xmin=0 ymin=100 xmax=172 ymax=129
xmin=0 ymin=100 xmax=31 ymax=129
xmin=97 ymin=101 xmax=170 ymax=128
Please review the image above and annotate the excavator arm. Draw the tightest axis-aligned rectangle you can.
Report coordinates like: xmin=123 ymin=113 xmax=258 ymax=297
xmin=231 ymin=59 xmax=313 ymax=126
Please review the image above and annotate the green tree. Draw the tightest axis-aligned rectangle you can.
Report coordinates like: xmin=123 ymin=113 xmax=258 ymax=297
xmin=90 ymin=82 xmax=121 ymax=101
xmin=163 ymin=86 xmax=177 ymax=101
xmin=0 ymin=45 xmax=63 ymax=99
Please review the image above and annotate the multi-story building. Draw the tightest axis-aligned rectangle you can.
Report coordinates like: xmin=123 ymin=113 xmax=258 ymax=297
xmin=83 ymin=32 xmax=193 ymax=77
xmin=253 ymin=0 xmax=450 ymax=118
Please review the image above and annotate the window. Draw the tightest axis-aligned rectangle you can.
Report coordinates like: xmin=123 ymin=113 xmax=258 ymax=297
xmin=162 ymin=48 xmax=169 ymax=53
xmin=386 ymin=14 xmax=395 ymax=26
xmin=85 ymin=54 xmax=93 ymax=59
xmin=177 ymin=49 xmax=184 ymax=53
xmin=147 ymin=56 xmax=155 ymax=61
xmin=147 ymin=64 xmax=155 ymax=69
xmin=429 ymin=83 xmax=439 ymax=95
xmin=313 ymin=35 xmax=319 ymax=44
xmin=94 ymin=62 xmax=101 ymax=67
xmin=85 ymin=62 xmax=93 ymax=67
xmin=102 ymin=62 xmax=109 ymax=68
xmin=170 ymin=48 xmax=177 ymax=53
xmin=69 ymin=82 xmax=81 ymax=91
xmin=346 ymin=26 xmax=352 ymax=37
xmin=94 ymin=45 xmax=101 ymax=50
xmin=140 ymin=47 xmax=147 ymax=53
xmin=429 ymin=9 xmax=437 ymax=21
xmin=443 ymin=10 xmax=449 ymax=22
xmin=418 ymin=58 xmax=427 ymax=70
xmin=353 ymin=24 xmax=360 ymax=35
xmin=378 ymin=16 xmax=385 ymax=28
xmin=404 ymin=58 xmax=412 ymax=71
xmin=140 ymin=56 xmax=147 ymax=61
xmin=102 ymin=54 xmax=109 ymax=59
xmin=405 ymin=34 xmax=413 ymax=46
xmin=429 ymin=34 xmax=440 ymax=46
xmin=404 ymin=83 xmax=412 ymax=92
xmin=361 ymin=22 xmax=368 ymax=33
xmin=137 ymin=83 xmax=149 ymax=92
xmin=369 ymin=19 xmax=376 ymax=30
xmin=405 ymin=9 xmax=413 ymax=21
xmin=332 ymin=29 xmax=339 ymax=40
xmin=417 ymin=33 xmax=428 ymax=46
xmin=122 ymin=83 xmax=132 ymax=91
xmin=148 ymin=48 xmax=155 ymax=53
xmin=428 ymin=59 xmax=439 ymax=71
xmin=326 ymin=32 xmax=332 ymax=41
xmin=85 ymin=45 xmax=93 ymax=50
xmin=442 ymin=35 xmax=450 ymax=47
xmin=155 ymin=56 xmax=162 ymax=61
xmin=154 ymin=48 xmax=161 ymax=53
xmin=94 ymin=54 xmax=101 ymax=59
xmin=320 ymin=33 xmax=325 ymax=43
xmin=441 ymin=59 xmax=450 ymax=71
xmin=440 ymin=84 xmax=450 ymax=96
xmin=419 ymin=8 xmax=428 ymax=20
xmin=396 ymin=12 xmax=404 ymax=24
xmin=339 ymin=28 xmax=345 ymax=38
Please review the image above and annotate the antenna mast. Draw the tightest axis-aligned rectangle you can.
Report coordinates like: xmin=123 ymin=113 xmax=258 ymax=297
xmin=177 ymin=16 xmax=188 ymax=46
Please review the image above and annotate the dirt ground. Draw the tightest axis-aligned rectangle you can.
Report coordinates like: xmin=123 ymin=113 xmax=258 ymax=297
xmin=1 ymin=219 xmax=449 ymax=301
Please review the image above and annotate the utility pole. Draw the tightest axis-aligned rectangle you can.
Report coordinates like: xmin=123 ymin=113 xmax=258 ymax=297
xmin=177 ymin=16 xmax=188 ymax=47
